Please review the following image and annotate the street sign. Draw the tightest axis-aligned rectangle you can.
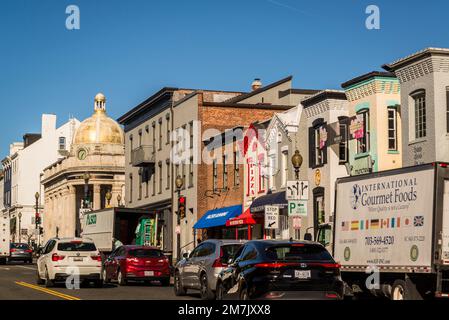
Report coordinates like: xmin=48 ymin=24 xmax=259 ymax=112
xmin=288 ymin=200 xmax=308 ymax=216
xmin=293 ymin=216 xmax=302 ymax=229
xmin=264 ymin=206 xmax=279 ymax=229
xmin=286 ymin=180 xmax=309 ymax=200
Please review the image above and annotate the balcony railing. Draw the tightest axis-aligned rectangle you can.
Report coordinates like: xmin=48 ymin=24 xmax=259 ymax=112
xmin=131 ymin=145 xmax=155 ymax=167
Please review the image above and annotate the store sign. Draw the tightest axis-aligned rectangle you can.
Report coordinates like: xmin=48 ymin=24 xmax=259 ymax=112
xmin=247 ymin=158 xmax=256 ymax=197
xmin=350 ymin=115 xmax=364 ymax=139
xmin=288 ymin=201 xmax=308 ymax=216
xmin=264 ymin=206 xmax=279 ymax=229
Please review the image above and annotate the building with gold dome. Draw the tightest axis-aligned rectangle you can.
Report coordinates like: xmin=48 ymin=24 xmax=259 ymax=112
xmin=41 ymin=93 xmax=125 ymax=241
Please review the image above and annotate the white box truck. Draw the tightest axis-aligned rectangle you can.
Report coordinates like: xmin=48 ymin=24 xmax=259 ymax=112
xmin=81 ymin=207 xmax=159 ymax=254
xmin=329 ymin=162 xmax=449 ymax=300
xmin=0 ymin=214 xmax=10 ymax=264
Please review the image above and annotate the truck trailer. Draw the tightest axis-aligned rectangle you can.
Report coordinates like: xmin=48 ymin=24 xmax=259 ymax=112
xmin=81 ymin=207 xmax=159 ymax=254
xmin=330 ymin=162 xmax=449 ymax=300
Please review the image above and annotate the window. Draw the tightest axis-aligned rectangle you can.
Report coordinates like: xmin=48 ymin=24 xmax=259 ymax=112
xmin=413 ymin=91 xmax=426 ymax=139
xmin=213 ymin=159 xmax=218 ymax=192
xmin=189 ymin=157 xmax=194 ymax=188
xmin=223 ymin=155 xmax=228 ymax=190
xmin=387 ymin=107 xmax=398 ymax=151
xmin=357 ymin=110 xmax=370 ymax=154
xmin=189 ymin=121 xmax=194 ymax=149
xmin=145 ymin=169 xmax=149 ymax=198
xmin=313 ymin=188 xmax=325 ymax=235
xmin=281 ymin=150 xmax=288 ymax=187
xmin=166 ymin=161 xmax=170 ymax=190
xmin=129 ymin=174 xmax=133 ymax=203
xmin=158 ymin=162 xmax=162 ymax=194
xmin=446 ymin=87 xmax=449 ymax=133
xmin=138 ymin=170 xmax=142 ymax=200
xmin=233 ymin=151 xmax=240 ymax=186
xmin=152 ymin=167 xmax=156 ymax=196
xmin=58 ymin=137 xmax=66 ymax=150
xmin=182 ymin=125 xmax=187 ymax=153
xmin=181 ymin=161 xmax=186 ymax=190
xmin=159 ymin=120 xmax=163 ymax=151
xmin=138 ymin=130 xmax=142 ymax=147
xmin=166 ymin=115 xmax=170 ymax=145
xmin=129 ymin=135 xmax=133 ymax=163
xmin=309 ymin=123 xmax=326 ymax=168
xmin=152 ymin=123 xmax=156 ymax=152
xmin=339 ymin=121 xmax=348 ymax=163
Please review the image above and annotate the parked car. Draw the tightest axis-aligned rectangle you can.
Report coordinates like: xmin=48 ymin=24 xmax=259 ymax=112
xmin=9 ymin=243 xmax=33 ymax=264
xmin=36 ymin=238 xmax=103 ymax=288
xmin=215 ymin=240 xmax=344 ymax=300
xmin=174 ymin=239 xmax=246 ymax=300
xmin=102 ymin=245 xmax=170 ymax=286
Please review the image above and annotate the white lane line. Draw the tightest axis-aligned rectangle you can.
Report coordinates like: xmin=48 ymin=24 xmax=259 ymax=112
xmin=16 ymin=266 xmax=37 ymax=271
xmin=0 ymin=267 xmax=11 ymax=271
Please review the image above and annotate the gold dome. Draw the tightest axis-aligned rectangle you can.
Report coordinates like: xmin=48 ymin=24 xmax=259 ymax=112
xmin=73 ymin=94 xmax=124 ymax=145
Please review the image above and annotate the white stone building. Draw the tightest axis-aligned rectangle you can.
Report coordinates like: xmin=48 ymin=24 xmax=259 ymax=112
xmin=1 ymin=114 xmax=80 ymax=244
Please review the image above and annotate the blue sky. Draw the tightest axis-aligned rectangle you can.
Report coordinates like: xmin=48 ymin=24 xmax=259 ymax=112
xmin=1 ymin=0 xmax=448 ymax=157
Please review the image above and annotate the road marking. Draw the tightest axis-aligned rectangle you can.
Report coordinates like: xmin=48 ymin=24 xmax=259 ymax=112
xmin=15 ymin=282 xmax=81 ymax=300
xmin=16 ymin=266 xmax=37 ymax=271
xmin=0 ymin=267 xmax=11 ymax=270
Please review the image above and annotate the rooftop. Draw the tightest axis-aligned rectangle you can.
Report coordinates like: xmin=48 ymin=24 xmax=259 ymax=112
xmin=301 ymin=89 xmax=347 ymax=108
xmin=383 ymin=47 xmax=449 ymax=71
xmin=341 ymin=71 xmax=396 ymax=89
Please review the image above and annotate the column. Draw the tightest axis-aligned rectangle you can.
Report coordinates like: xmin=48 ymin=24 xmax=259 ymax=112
xmin=68 ymin=185 xmax=76 ymax=238
xmin=93 ymin=184 xmax=101 ymax=210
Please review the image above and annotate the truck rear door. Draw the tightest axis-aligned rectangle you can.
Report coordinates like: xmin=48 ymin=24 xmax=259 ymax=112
xmin=442 ymin=180 xmax=449 ymax=265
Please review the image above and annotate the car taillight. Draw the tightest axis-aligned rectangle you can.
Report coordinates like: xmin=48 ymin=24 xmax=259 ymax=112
xmin=25 ymin=249 xmax=32 ymax=253
xmin=90 ymin=255 xmax=102 ymax=262
xmin=10 ymin=249 xmax=16 ymax=253
xmin=52 ymin=253 xmax=65 ymax=262
xmin=326 ymin=293 xmax=339 ymax=299
xmin=311 ymin=263 xmax=341 ymax=269
xmin=212 ymin=247 xmax=227 ymax=268
xmin=255 ymin=262 xmax=296 ymax=268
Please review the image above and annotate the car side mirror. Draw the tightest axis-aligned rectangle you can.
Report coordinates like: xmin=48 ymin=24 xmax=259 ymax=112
xmin=227 ymin=258 xmax=234 ymax=265
xmin=182 ymin=252 xmax=189 ymax=260
xmin=304 ymin=233 xmax=313 ymax=241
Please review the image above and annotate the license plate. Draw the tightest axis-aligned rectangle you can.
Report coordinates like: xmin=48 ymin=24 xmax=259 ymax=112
xmin=294 ymin=270 xmax=311 ymax=279
xmin=144 ymin=271 xmax=154 ymax=276
xmin=73 ymin=257 xmax=84 ymax=262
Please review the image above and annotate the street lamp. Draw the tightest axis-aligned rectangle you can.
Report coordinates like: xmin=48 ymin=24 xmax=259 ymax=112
xmin=117 ymin=193 xmax=122 ymax=207
xmin=105 ymin=190 xmax=112 ymax=208
xmin=18 ymin=212 xmax=22 ymax=243
xmin=291 ymin=150 xmax=303 ymax=180
xmin=83 ymin=172 xmax=91 ymax=209
xmin=34 ymin=192 xmax=40 ymax=246
xmin=175 ymin=175 xmax=184 ymax=262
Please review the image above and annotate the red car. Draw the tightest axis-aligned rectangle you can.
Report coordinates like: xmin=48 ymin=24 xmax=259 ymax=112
xmin=102 ymin=245 xmax=170 ymax=286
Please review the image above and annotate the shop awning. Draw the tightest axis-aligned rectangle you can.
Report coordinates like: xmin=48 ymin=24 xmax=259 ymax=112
xmin=194 ymin=205 xmax=242 ymax=229
xmin=249 ymin=191 xmax=287 ymax=214
xmin=226 ymin=208 xmax=259 ymax=227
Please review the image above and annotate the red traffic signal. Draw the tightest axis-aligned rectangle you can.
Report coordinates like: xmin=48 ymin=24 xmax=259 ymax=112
xmin=178 ymin=196 xmax=186 ymax=219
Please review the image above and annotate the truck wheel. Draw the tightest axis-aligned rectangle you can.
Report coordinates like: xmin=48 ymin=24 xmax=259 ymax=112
xmin=391 ymin=280 xmax=407 ymax=300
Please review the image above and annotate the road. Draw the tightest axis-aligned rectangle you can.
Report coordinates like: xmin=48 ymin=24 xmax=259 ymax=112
xmin=0 ymin=262 xmax=200 ymax=300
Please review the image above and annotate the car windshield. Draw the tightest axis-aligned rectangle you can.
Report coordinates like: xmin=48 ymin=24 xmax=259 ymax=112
xmin=221 ymin=244 xmax=243 ymax=264
xmin=11 ymin=243 xmax=30 ymax=250
xmin=128 ymin=249 xmax=163 ymax=258
xmin=57 ymin=242 xmax=97 ymax=252
xmin=265 ymin=244 xmax=333 ymax=262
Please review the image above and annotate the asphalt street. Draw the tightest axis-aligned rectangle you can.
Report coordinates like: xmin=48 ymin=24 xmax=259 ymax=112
xmin=0 ymin=262 xmax=200 ymax=300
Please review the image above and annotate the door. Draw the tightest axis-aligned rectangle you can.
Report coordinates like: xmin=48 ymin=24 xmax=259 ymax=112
xmin=38 ymin=240 xmax=56 ymax=277
xmin=182 ymin=244 xmax=204 ymax=287
xmin=114 ymin=247 xmax=127 ymax=279
xmin=191 ymin=242 xmax=216 ymax=288
xmin=104 ymin=248 xmax=119 ymax=278
xmin=442 ymin=180 xmax=449 ymax=264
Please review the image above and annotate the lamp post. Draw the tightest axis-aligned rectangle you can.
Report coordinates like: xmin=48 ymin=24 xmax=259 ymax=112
xmin=291 ymin=150 xmax=303 ymax=180
xmin=83 ymin=172 xmax=91 ymax=208
xmin=34 ymin=192 xmax=40 ymax=246
xmin=117 ymin=193 xmax=122 ymax=207
xmin=18 ymin=212 xmax=22 ymax=243
xmin=105 ymin=190 xmax=112 ymax=208
xmin=175 ymin=175 xmax=184 ymax=262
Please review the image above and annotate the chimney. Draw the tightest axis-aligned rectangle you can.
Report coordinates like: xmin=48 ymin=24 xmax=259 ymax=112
xmin=41 ymin=114 xmax=57 ymax=138
xmin=251 ymin=78 xmax=262 ymax=91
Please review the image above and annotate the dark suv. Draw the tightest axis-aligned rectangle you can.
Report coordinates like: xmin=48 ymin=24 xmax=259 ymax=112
xmin=10 ymin=243 xmax=33 ymax=264
xmin=216 ymin=240 xmax=344 ymax=300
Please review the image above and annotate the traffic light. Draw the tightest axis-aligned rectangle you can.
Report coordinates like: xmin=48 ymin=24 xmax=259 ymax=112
xmin=178 ymin=196 xmax=186 ymax=220
xmin=35 ymin=213 xmax=41 ymax=225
